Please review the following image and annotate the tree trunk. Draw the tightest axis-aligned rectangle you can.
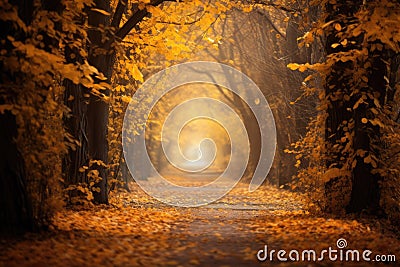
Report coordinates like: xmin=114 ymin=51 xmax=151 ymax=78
xmin=63 ymin=0 xmax=114 ymax=204
xmin=85 ymin=0 xmax=115 ymax=203
xmin=63 ymin=0 xmax=166 ymax=203
xmin=63 ymin=81 xmax=89 ymax=187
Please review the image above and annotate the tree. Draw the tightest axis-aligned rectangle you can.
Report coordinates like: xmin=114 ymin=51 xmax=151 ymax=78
xmin=321 ymin=0 xmax=400 ymax=214
xmin=63 ymin=0 xmax=167 ymax=204
xmin=64 ymin=0 xmax=232 ymax=203
xmin=1 ymin=0 xmax=235 ymax=234
xmin=0 ymin=0 xmax=88 ymax=233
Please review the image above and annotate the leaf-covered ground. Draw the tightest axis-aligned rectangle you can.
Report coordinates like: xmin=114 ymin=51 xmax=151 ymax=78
xmin=0 ymin=182 xmax=399 ymax=267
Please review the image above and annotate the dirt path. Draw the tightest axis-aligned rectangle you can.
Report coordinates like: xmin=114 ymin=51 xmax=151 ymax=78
xmin=164 ymin=184 xmax=399 ymax=267
xmin=0 ymin=183 xmax=399 ymax=267
xmin=172 ymin=208 xmax=268 ymax=266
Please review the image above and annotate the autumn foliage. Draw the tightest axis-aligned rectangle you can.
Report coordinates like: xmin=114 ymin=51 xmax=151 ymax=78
xmin=0 ymin=0 xmax=399 ymax=248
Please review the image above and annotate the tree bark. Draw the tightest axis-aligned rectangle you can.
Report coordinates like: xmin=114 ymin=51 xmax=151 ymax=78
xmin=63 ymin=0 xmax=167 ymax=203
xmin=85 ymin=0 xmax=114 ymax=204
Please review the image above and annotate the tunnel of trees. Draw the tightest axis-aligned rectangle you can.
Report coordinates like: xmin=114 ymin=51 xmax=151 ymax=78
xmin=0 ymin=0 xmax=400 ymax=260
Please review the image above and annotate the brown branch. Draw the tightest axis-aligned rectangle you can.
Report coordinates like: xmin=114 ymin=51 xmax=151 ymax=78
xmin=115 ymin=9 xmax=148 ymax=40
xmin=185 ymin=62 xmax=237 ymax=107
xmin=256 ymin=10 xmax=286 ymax=39
xmin=111 ymin=0 xmax=128 ymax=29
xmin=115 ymin=0 xmax=165 ymax=41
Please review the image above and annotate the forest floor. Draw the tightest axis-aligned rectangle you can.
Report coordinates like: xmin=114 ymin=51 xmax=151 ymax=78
xmin=0 ymin=181 xmax=399 ymax=267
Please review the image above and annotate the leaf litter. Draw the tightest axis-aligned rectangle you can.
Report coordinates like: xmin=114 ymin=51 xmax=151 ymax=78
xmin=0 ymin=182 xmax=399 ymax=266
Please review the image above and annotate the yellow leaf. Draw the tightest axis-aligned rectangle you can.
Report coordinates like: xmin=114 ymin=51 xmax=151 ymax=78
xmin=331 ymin=43 xmax=340 ymax=48
xmin=323 ymin=168 xmax=341 ymax=182
xmin=334 ymin=23 xmax=342 ymax=31
xmin=131 ymin=64 xmax=144 ymax=82
xmin=288 ymin=63 xmax=309 ymax=72
xmin=189 ymin=259 xmax=200 ymax=265
xmin=242 ymin=6 xmax=253 ymax=12
xmin=95 ymin=72 xmax=107 ymax=81
xmin=121 ymin=95 xmax=131 ymax=103
xmin=361 ymin=118 xmax=368 ymax=124
xmin=147 ymin=6 xmax=163 ymax=16
xmin=287 ymin=63 xmax=300 ymax=70
xmin=298 ymin=65 xmax=308 ymax=72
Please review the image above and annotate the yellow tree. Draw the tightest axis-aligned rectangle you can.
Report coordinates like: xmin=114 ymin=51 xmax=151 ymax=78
xmin=63 ymin=0 xmax=234 ymax=204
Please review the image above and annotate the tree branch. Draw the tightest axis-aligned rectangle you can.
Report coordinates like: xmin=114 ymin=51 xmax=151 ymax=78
xmin=256 ymin=10 xmax=286 ymax=39
xmin=111 ymin=0 xmax=128 ymax=29
xmin=115 ymin=0 xmax=165 ymax=41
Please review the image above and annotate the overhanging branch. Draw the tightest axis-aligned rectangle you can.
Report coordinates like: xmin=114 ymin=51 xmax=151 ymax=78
xmin=115 ymin=0 xmax=165 ymax=41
